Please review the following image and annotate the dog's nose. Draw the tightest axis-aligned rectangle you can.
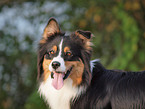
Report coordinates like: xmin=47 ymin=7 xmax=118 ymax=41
xmin=52 ymin=61 xmax=60 ymax=69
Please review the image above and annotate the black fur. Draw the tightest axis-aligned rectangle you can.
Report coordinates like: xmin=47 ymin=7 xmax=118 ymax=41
xmin=71 ymin=61 xmax=145 ymax=109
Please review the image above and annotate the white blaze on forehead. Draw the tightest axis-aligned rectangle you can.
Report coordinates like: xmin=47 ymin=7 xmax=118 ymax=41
xmin=49 ymin=39 xmax=66 ymax=72
xmin=58 ymin=39 xmax=63 ymax=57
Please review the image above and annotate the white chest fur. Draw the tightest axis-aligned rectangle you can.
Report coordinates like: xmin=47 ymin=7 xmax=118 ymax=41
xmin=38 ymin=76 xmax=83 ymax=109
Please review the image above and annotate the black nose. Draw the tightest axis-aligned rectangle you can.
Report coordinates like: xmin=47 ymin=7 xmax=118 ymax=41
xmin=52 ymin=61 xmax=60 ymax=69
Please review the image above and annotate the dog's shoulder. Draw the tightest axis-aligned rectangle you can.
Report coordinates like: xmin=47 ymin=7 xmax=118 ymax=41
xmin=88 ymin=61 xmax=145 ymax=109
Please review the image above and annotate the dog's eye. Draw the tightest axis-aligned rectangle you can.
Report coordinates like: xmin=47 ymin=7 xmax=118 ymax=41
xmin=66 ymin=51 xmax=72 ymax=56
xmin=49 ymin=50 xmax=55 ymax=55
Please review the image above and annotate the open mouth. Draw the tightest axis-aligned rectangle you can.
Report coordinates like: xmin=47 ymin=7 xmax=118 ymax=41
xmin=51 ymin=67 xmax=73 ymax=80
xmin=50 ymin=67 xmax=73 ymax=90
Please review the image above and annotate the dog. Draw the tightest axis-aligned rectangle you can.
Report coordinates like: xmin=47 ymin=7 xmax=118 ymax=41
xmin=37 ymin=18 xmax=145 ymax=109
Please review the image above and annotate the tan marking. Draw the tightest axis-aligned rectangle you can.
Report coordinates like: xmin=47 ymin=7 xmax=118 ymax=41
xmin=52 ymin=45 xmax=57 ymax=53
xmin=42 ymin=56 xmax=52 ymax=81
xmin=39 ymin=38 xmax=46 ymax=44
xmin=64 ymin=47 xmax=70 ymax=53
xmin=65 ymin=59 xmax=84 ymax=86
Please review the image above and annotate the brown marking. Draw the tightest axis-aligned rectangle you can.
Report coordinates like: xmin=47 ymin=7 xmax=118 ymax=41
xmin=65 ymin=59 xmax=84 ymax=86
xmin=52 ymin=45 xmax=57 ymax=53
xmin=42 ymin=56 xmax=52 ymax=81
xmin=39 ymin=38 xmax=46 ymax=44
xmin=64 ymin=46 xmax=70 ymax=53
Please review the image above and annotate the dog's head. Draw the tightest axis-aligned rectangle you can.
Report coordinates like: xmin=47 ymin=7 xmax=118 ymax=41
xmin=37 ymin=18 xmax=92 ymax=90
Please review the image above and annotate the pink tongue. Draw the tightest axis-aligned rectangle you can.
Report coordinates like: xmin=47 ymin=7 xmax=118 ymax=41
xmin=52 ymin=71 xmax=64 ymax=90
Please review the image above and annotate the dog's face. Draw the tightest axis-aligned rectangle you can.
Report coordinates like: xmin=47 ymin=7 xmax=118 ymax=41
xmin=37 ymin=18 xmax=92 ymax=90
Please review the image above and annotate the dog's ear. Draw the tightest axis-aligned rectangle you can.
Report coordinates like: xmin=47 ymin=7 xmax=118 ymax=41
xmin=75 ymin=30 xmax=93 ymax=51
xmin=76 ymin=30 xmax=92 ymax=39
xmin=43 ymin=17 xmax=60 ymax=39
xmin=75 ymin=30 xmax=92 ymax=43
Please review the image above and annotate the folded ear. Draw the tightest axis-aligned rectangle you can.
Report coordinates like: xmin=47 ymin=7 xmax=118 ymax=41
xmin=76 ymin=30 xmax=92 ymax=39
xmin=75 ymin=30 xmax=92 ymax=43
xmin=74 ymin=30 xmax=93 ymax=51
xmin=43 ymin=17 xmax=60 ymax=39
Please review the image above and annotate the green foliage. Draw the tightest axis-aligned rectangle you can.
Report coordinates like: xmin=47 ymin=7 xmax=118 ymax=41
xmin=109 ymin=5 xmax=140 ymax=70
xmin=0 ymin=31 xmax=37 ymax=109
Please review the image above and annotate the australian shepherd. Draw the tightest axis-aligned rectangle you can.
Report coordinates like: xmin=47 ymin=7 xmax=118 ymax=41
xmin=37 ymin=18 xmax=145 ymax=109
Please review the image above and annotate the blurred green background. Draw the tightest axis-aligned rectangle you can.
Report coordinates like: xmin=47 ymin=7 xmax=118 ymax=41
xmin=0 ymin=0 xmax=145 ymax=109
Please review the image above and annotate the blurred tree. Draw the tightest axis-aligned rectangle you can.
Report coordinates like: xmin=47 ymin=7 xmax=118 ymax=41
xmin=0 ymin=0 xmax=145 ymax=109
xmin=0 ymin=30 xmax=37 ymax=109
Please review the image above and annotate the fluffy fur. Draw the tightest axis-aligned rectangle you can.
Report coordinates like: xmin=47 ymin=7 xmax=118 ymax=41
xmin=37 ymin=18 xmax=145 ymax=109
